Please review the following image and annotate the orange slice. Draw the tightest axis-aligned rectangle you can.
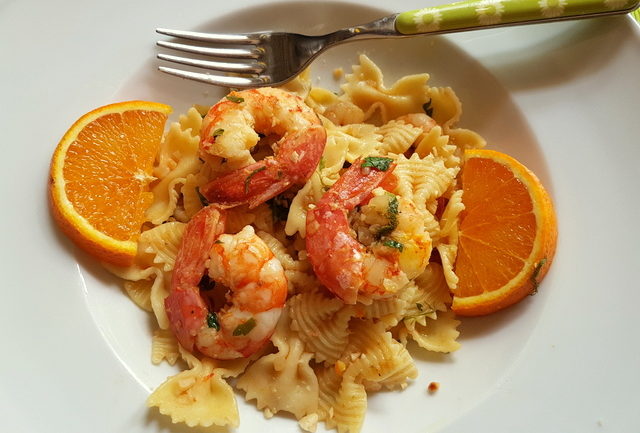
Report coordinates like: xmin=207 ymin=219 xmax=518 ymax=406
xmin=49 ymin=101 xmax=172 ymax=266
xmin=452 ymin=149 xmax=557 ymax=316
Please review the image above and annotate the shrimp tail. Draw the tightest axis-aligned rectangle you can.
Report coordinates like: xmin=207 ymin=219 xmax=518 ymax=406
xmin=165 ymin=206 xmax=226 ymax=351
xmin=164 ymin=287 xmax=207 ymax=352
xmin=322 ymin=158 xmax=397 ymax=210
xmin=277 ymin=125 xmax=326 ymax=184
xmin=200 ymin=125 xmax=326 ymax=209
xmin=199 ymin=159 xmax=280 ymax=209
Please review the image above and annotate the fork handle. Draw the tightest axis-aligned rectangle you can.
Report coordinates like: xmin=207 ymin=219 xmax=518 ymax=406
xmin=394 ymin=0 xmax=640 ymax=34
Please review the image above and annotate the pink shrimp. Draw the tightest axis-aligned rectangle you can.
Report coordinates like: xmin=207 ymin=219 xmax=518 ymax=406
xmin=306 ymin=157 xmax=433 ymax=304
xmin=199 ymin=87 xmax=326 ymax=209
xmin=396 ymin=113 xmax=437 ymax=133
xmin=305 ymin=158 xmax=398 ymax=304
xmin=165 ymin=205 xmax=287 ymax=359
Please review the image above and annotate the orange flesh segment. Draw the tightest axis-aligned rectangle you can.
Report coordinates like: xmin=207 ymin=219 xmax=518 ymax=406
xmin=457 ymin=158 xmax=536 ymax=296
xmin=63 ymin=110 xmax=166 ymax=241
xmin=452 ymin=149 xmax=557 ymax=316
xmin=49 ymin=101 xmax=172 ymax=266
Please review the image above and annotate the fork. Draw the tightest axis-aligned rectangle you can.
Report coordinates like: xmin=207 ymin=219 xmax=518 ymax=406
xmin=156 ymin=0 xmax=640 ymax=88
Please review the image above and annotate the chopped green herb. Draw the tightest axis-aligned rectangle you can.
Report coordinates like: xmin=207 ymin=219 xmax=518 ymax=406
xmin=376 ymin=193 xmax=399 ymax=239
xmin=212 ymin=128 xmax=224 ymax=138
xmin=233 ymin=318 xmax=256 ymax=336
xmin=376 ymin=226 xmax=393 ymax=238
xmin=198 ymin=274 xmax=216 ymax=291
xmin=404 ymin=303 xmax=436 ymax=320
xmin=226 ymin=95 xmax=245 ymax=103
xmin=195 ymin=186 xmax=209 ymax=207
xmin=422 ymin=99 xmax=434 ymax=117
xmin=319 ymin=156 xmax=326 ymax=171
xmin=361 ymin=156 xmax=393 ymax=172
xmin=387 ymin=193 xmax=399 ymax=218
xmin=382 ymin=239 xmax=404 ymax=252
xmin=244 ymin=166 xmax=267 ymax=193
xmin=206 ymin=312 xmax=220 ymax=330
xmin=529 ymin=258 xmax=547 ymax=295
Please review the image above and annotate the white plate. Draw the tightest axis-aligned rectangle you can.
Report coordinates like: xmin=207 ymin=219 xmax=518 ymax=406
xmin=1 ymin=0 xmax=638 ymax=432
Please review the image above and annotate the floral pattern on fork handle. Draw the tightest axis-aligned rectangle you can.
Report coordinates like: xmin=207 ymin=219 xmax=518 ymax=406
xmin=395 ymin=0 xmax=640 ymax=34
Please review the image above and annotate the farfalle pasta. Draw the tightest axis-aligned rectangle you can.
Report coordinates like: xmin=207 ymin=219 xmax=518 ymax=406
xmin=237 ymin=307 xmax=319 ymax=421
xmin=147 ymin=347 xmax=248 ymax=429
xmin=106 ymin=54 xmax=487 ymax=432
xmin=289 ymin=291 xmax=353 ymax=365
xmin=146 ymin=107 xmax=203 ymax=225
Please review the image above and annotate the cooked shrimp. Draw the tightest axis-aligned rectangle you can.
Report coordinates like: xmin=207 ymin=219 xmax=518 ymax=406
xmin=306 ymin=157 xmax=431 ymax=304
xmin=199 ymin=87 xmax=326 ymax=209
xmin=396 ymin=113 xmax=436 ymax=133
xmin=165 ymin=206 xmax=287 ymax=359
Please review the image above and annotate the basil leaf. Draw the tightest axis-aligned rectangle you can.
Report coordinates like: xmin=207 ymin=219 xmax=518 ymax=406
xmin=206 ymin=312 xmax=220 ymax=330
xmin=212 ymin=128 xmax=224 ymax=137
xmin=404 ymin=303 xmax=436 ymax=320
xmin=387 ymin=193 xmax=399 ymax=219
xmin=244 ymin=166 xmax=267 ymax=193
xmin=376 ymin=194 xmax=399 ymax=239
xmin=195 ymin=186 xmax=209 ymax=207
xmin=382 ymin=239 xmax=404 ymax=252
xmin=233 ymin=318 xmax=256 ymax=336
xmin=226 ymin=95 xmax=245 ymax=103
xmin=361 ymin=156 xmax=393 ymax=171
xmin=376 ymin=225 xmax=394 ymax=238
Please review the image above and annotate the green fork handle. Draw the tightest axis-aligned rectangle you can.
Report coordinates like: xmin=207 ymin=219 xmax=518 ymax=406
xmin=395 ymin=0 xmax=640 ymax=34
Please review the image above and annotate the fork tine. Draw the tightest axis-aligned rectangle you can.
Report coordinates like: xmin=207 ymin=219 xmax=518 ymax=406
xmin=157 ymin=53 xmax=264 ymax=74
xmin=158 ymin=66 xmax=268 ymax=88
xmin=157 ymin=40 xmax=261 ymax=59
xmin=156 ymin=28 xmax=261 ymax=44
